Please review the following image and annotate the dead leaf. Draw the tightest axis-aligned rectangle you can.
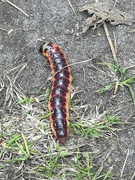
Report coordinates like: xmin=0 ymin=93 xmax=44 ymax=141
xmin=80 ymin=1 xmax=134 ymax=33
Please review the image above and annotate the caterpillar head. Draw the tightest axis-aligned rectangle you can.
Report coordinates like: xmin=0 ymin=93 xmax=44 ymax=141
xmin=39 ymin=42 xmax=52 ymax=54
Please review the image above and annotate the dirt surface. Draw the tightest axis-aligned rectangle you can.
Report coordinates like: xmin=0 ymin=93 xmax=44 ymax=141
xmin=0 ymin=0 xmax=135 ymax=179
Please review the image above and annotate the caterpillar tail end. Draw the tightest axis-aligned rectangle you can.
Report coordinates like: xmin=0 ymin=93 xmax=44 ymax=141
xmin=58 ymin=137 xmax=68 ymax=144
xmin=57 ymin=130 xmax=69 ymax=144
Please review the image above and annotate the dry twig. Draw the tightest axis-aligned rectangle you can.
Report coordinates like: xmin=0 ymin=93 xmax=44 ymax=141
xmin=0 ymin=27 xmax=13 ymax=34
xmin=67 ymin=0 xmax=78 ymax=19
xmin=103 ymin=22 xmax=117 ymax=62
xmin=120 ymin=148 xmax=130 ymax=178
xmin=2 ymin=0 xmax=29 ymax=17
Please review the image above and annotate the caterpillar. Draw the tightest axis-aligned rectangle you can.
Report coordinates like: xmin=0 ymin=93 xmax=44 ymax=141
xmin=39 ymin=42 xmax=72 ymax=143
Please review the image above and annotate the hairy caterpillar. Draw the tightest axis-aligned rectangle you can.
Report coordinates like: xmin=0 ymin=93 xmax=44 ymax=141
xmin=39 ymin=42 xmax=72 ymax=143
